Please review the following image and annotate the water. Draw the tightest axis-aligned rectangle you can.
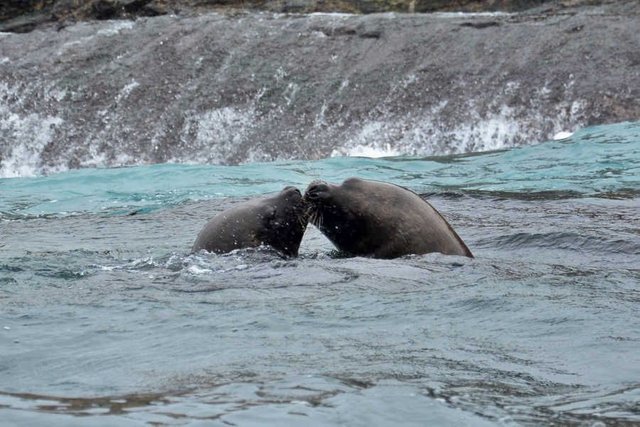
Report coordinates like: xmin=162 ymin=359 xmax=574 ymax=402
xmin=0 ymin=121 xmax=638 ymax=425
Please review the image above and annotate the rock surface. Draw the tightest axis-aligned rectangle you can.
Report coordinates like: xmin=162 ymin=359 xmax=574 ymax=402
xmin=0 ymin=0 xmax=629 ymax=33
xmin=1 ymin=1 xmax=639 ymax=175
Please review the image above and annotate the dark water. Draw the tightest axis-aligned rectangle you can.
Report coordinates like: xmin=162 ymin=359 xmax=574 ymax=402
xmin=1 ymin=121 xmax=639 ymax=425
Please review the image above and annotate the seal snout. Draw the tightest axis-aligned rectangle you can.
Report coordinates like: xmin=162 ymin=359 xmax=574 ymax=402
xmin=304 ymin=180 xmax=331 ymax=203
xmin=282 ymin=186 xmax=302 ymax=196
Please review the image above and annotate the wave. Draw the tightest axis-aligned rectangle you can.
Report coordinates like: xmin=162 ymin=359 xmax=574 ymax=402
xmin=479 ymin=232 xmax=640 ymax=255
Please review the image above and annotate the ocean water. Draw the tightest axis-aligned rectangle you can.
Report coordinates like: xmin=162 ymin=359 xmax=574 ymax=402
xmin=1 ymin=121 xmax=639 ymax=426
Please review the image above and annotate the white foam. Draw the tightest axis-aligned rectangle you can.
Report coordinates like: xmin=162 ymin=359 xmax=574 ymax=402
xmin=332 ymin=144 xmax=402 ymax=158
xmin=177 ymin=106 xmax=257 ymax=164
xmin=310 ymin=30 xmax=328 ymax=39
xmin=332 ymin=102 xmax=527 ymax=158
xmin=115 ymin=80 xmax=140 ymax=103
xmin=553 ymin=131 xmax=574 ymax=140
xmin=308 ymin=12 xmax=355 ymax=18
xmin=274 ymin=66 xmax=288 ymax=83
xmin=446 ymin=105 xmax=523 ymax=152
xmin=0 ymin=83 xmax=65 ymax=178
xmin=186 ymin=265 xmax=213 ymax=275
xmin=284 ymin=82 xmax=299 ymax=106
xmin=433 ymin=11 xmax=512 ymax=18
xmin=0 ymin=119 xmax=64 ymax=178
xmin=331 ymin=121 xmax=404 ymax=157
xmin=96 ymin=21 xmax=135 ymax=37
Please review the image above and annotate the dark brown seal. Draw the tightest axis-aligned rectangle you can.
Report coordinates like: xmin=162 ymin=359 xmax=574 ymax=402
xmin=304 ymin=177 xmax=473 ymax=258
xmin=192 ymin=186 xmax=308 ymax=257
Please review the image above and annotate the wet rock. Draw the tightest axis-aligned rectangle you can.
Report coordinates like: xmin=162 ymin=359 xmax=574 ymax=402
xmin=0 ymin=0 xmax=171 ymax=32
xmin=0 ymin=0 xmax=630 ymax=33
xmin=0 ymin=1 xmax=52 ymax=22
xmin=92 ymin=0 xmax=122 ymax=20
xmin=0 ymin=13 xmax=48 ymax=33
xmin=56 ymin=0 xmax=169 ymax=21
xmin=0 ymin=0 xmax=52 ymax=33
xmin=1 ymin=6 xmax=638 ymax=172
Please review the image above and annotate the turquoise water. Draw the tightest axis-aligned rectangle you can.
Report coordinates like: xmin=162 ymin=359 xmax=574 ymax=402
xmin=3 ymin=121 xmax=638 ymax=217
xmin=1 ymin=121 xmax=639 ymax=425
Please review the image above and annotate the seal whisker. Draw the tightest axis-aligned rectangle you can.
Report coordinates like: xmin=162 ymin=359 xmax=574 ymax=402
xmin=310 ymin=211 xmax=320 ymax=228
xmin=316 ymin=212 xmax=324 ymax=229
xmin=297 ymin=214 xmax=308 ymax=230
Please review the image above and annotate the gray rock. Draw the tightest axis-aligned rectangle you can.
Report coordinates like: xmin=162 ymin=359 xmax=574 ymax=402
xmin=2 ymin=0 xmax=631 ymax=33
xmin=1 ymin=4 xmax=638 ymax=174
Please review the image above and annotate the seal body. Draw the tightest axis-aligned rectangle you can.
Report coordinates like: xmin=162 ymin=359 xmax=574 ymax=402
xmin=192 ymin=186 xmax=308 ymax=257
xmin=304 ymin=178 xmax=473 ymax=258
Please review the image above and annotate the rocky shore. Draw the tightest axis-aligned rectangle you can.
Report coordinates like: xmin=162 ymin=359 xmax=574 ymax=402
xmin=0 ymin=0 xmax=635 ymax=33
xmin=1 ymin=0 xmax=639 ymax=173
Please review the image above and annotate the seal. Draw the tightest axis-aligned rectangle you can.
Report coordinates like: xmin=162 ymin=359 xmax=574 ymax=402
xmin=304 ymin=177 xmax=473 ymax=258
xmin=192 ymin=186 xmax=308 ymax=257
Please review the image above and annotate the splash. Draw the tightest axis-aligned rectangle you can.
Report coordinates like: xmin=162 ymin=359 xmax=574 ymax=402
xmin=0 ymin=83 xmax=64 ymax=178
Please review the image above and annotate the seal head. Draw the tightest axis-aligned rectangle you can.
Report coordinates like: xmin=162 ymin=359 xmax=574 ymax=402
xmin=192 ymin=186 xmax=308 ymax=257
